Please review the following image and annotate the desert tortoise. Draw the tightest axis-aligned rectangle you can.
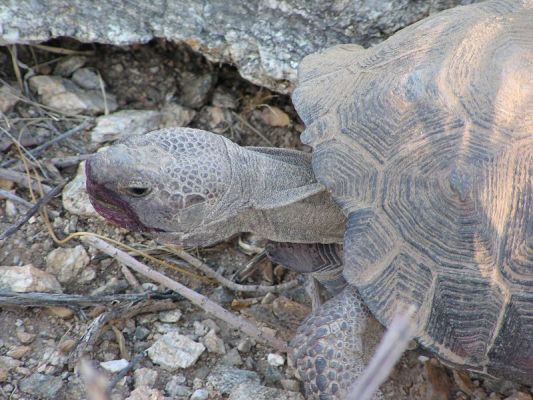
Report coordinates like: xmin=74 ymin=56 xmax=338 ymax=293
xmin=86 ymin=0 xmax=533 ymax=398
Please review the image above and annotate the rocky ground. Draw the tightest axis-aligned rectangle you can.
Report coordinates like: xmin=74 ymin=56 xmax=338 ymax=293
xmin=0 ymin=41 xmax=531 ymax=400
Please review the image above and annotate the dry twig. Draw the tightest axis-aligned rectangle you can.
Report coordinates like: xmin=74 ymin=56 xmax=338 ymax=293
xmin=0 ymin=167 xmax=52 ymax=193
xmin=82 ymin=236 xmax=289 ymax=352
xmin=169 ymin=247 xmax=299 ymax=294
xmin=347 ymin=306 xmax=416 ymax=400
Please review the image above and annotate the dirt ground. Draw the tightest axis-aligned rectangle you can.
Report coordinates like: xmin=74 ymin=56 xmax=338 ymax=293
xmin=0 ymin=40 xmax=531 ymax=400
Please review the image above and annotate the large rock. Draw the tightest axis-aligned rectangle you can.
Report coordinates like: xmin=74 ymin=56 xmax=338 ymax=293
xmin=0 ymin=0 xmax=474 ymax=93
xmin=0 ymin=265 xmax=62 ymax=293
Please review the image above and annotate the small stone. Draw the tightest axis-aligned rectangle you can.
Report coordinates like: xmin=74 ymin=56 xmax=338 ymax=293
xmin=126 ymin=386 xmax=165 ymax=400
xmin=202 ymin=319 xmax=220 ymax=333
xmin=100 ymin=359 xmax=129 ymax=373
xmin=16 ymin=327 xmax=36 ymax=344
xmin=134 ymin=368 xmax=158 ymax=389
xmin=203 ymin=329 xmax=226 ymax=355
xmin=29 ymin=75 xmax=117 ymax=115
xmin=259 ymin=106 xmax=291 ymax=127
xmin=19 ymin=373 xmax=64 ymax=399
xmin=72 ymin=68 xmax=101 ymax=90
xmin=229 ymin=382 xmax=304 ymax=400
xmin=206 ymin=364 xmax=260 ymax=395
xmin=193 ymin=321 xmax=208 ymax=336
xmin=79 ymin=267 xmax=96 ymax=283
xmin=158 ymin=309 xmax=182 ymax=323
xmin=160 ymin=103 xmax=196 ymax=127
xmin=267 ymin=353 xmax=285 ymax=367
xmin=5 ymin=199 xmax=17 ymax=218
xmin=191 ymin=388 xmax=209 ymax=400
xmin=221 ymin=348 xmax=243 ymax=366
xmin=0 ymin=85 xmax=20 ymax=113
xmin=179 ymin=72 xmax=214 ymax=108
xmin=0 ymin=367 xmax=7 ymax=382
xmin=209 ymin=286 xmax=233 ymax=305
xmin=0 ymin=356 xmax=22 ymax=370
xmin=147 ymin=331 xmax=205 ymax=370
xmin=135 ymin=326 xmax=151 ymax=340
xmin=211 ymin=89 xmax=238 ymax=109
xmin=62 ymin=162 xmax=98 ymax=217
xmin=165 ymin=376 xmax=191 ymax=398
xmin=261 ymin=292 xmax=276 ymax=305
xmin=280 ymin=379 xmax=301 ymax=392
xmin=0 ymin=265 xmax=62 ymax=293
xmin=54 ymin=56 xmax=88 ymax=77
xmin=237 ymin=338 xmax=253 ymax=353
xmin=90 ymin=110 xmax=163 ymax=144
xmin=58 ymin=339 xmax=77 ymax=354
xmin=46 ymin=245 xmax=90 ymax=283
xmin=46 ymin=307 xmax=75 ymax=319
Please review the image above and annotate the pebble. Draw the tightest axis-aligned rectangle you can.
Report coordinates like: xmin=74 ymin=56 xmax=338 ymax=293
xmin=90 ymin=110 xmax=163 ymax=144
xmin=203 ymin=329 xmax=226 ymax=354
xmin=126 ymin=386 xmax=165 ymax=400
xmin=16 ymin=327 xmax=36 ymax=344
xmin=0 ymin=84 xmax=20 ymax=113
xmin=0 ymin=367 xmax=7 ymax=382
xmin=202 ymin=319 xmax=220 ymax=333
xmin=191 ymin=388 xmax=209 ymax=400
xmin=29 ymin=75 xmax=117 ymax=115
xmin=54 ymin=56 xmax=88 ymax=77
xmin=62 ymin=162 xmax=99 ymax=217
xmin=259 ymin=106 xmax=291 ymax=127
xmin=0 ymin=265 xmax=62 ymax=293
xmin=280 ymin=379 xmax=301 ymax=392
xmin=135 ymin=326 xmax=151 ymax=340
xmin=134 ymin=368 xmax=158 ymax=389
xmin=193 ymin=321 xmax=208 ymax=336
xmin=165 ymin=376 xmax=191 ymax=398
xmin=209 ymin=286 xmax=234 ymax=305
xmin=237 ymin=338 xmax=253 ymax=353
xmin=46 ymin=306 xmax=75 ymax=319
xmin=211 ymin=89 xmax=238 ymax=109
xmin=58 ymin=339 xmax=77 ymax=354
xmin=5 ymin=199 xmax=17 ymax=218
xmin=229 ymin=382 xmax=304 ymax=400
xmin=100 ymin=359 xmax=129 ymax=373
xmin=158 ymin=309 xmax=182 ymax=323
xmin=504 ymin=393 xmax=532 ymax=400
xmin=147 ymin=331 xmax=205 ymax=370
xmin=45 ymin=245 xmax=90 ymax=283
xmin=179 ymin=71 xmax=214 ymax=108
xmin=206 ymin=364 xmax=260 ymax=395
xmin=267 ymin=353 xmax=285 ymax=367
xmin=72 ymin=67 xmax=101 ymax=90
xmin=221 ymin=348 xmax=243 ymax=366
xmin=160 ymin=103 xmax=196 ymax=127
xmin=19 ymin=373 xmax=64 ymax=399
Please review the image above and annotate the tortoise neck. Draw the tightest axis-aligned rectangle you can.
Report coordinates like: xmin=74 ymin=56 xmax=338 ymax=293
xmin=235 ymin=146 xmax=346 ymax=243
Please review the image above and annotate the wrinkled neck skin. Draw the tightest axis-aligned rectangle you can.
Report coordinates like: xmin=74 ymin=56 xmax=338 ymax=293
xmin=159 ymin=143 xmax=346 ymax=246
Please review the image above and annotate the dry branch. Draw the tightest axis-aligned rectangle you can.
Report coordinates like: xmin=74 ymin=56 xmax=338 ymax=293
xmin=82 ymin=236 xmax=289 ymax=352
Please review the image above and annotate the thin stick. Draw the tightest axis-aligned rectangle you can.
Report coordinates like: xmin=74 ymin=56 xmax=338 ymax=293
xmin=45 ymin=154 xmax=92 ymax=168
xmin=0 ymin=189 xmax=33 ymax=208
xmin=0 ymin=182 xmax=64 ymax=240
xmin=0 ymin=291 xmax=182 ymax=308
xmin=83 ymin=236 xmax=289 ymax=352
xmin=0 ymin=167 xmax=52 ymax=193
xmin=31 ymin=44 xmax=95 ymax=56
xmin=1 ymin=120 xmax=91 ymax=168
xmin=346 ymin=306 xmax=416 ymax=400
xmin=171 ymin=248 xmax=299 ymax=294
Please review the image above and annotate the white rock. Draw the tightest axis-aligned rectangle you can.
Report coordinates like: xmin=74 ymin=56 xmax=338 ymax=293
xmin=191 ymin=388 xmax=209 ymax=400
xmin=100 ymin=359 xmax=129 ymax=373
xmin=90 ymin=110 xmax=163 ymax=144
xmin=62 ymin=162 xmax=98 ymax=218
xmin=158 ymin=309 xmax=182 ymax=323
xmin=0 ymin=265 xmax=62 ymax=293
xmin=29 ymin=75 xmax=117 ymax=115
xmin=133 ymin=368 xmax=158 ymax=389
xmin=160 ymin=103 xmax=196 ymax=128
xmin=267 ymin=353 xmax=285 ymax=367
xmin=203 ymin=329 xmax=226 ymax=355
xmin=45 ymin=245 xmax=89 ymax=283
xmin=147 ymin=331 xmax=205 ymax=370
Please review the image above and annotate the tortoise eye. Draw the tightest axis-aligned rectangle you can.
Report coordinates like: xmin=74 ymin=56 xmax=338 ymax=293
xmin=125 ymin=186 xmax=151 ymax=197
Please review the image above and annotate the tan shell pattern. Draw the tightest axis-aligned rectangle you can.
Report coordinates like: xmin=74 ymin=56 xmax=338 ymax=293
xmin=292 ymin=0 xmax=533 ymax=383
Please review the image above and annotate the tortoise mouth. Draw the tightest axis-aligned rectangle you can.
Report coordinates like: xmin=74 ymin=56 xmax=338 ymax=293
xmin=85 ymin=159 xmax=162 ymax=233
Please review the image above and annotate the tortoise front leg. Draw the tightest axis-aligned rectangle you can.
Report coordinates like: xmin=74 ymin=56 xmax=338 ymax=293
xmin=291 ymin=286 xmax=385 ymax=400
xmin=265 ymin=242 xmax=347 ymax=294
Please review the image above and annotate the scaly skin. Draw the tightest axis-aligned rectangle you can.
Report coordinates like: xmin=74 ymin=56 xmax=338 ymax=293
xmin=86 ymin=127 xmax=383 ymax=399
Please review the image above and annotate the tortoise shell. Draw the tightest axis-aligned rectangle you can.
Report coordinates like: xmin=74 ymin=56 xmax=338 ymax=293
xmin=292 ymin=0 xmax=533 ymax=383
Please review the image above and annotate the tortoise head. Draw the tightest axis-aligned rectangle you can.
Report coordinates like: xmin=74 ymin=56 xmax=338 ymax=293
xmin=86 ymin=128 xmax=238 ymax=246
